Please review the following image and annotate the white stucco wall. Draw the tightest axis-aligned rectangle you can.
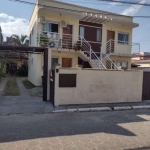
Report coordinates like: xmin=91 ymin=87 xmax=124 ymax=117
xmin=54 ymin=69 xmax=143 ymax=106
xmin=28 ymin=53 xmax=43 ymax=86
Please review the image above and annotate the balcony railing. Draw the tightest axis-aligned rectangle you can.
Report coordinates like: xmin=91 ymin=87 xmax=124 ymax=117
xmin=100 ymin=39 xmax=140 ymax=55
xmin=37 ymin=31 xmax=81 ymax=49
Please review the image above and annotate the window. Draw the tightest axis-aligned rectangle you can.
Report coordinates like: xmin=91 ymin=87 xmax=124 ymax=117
xmin=80 ymin=26 xmax=84 ymax=38
xmin=118 ymin=33 xmax=129 ymax=44
xmin=51 ymin=58 xmax=58 ymax=70
xmin=62 ymin=58 xmax=72 ymax=67
xmin=117 ymin=61 xmax=128 ymax=69
xmin=43 ymin=22 xmax=58 ymax=33
xmin=97 ymin=29 xmax=102 ymax=42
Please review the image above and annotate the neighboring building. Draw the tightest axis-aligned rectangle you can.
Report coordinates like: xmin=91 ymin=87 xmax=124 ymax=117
xmin=1 ymin=37 xmax=28 ymax=73
xmin=0 ymin=26 xmax=3 ymax=45
xmin=29 ymin=0 xmax=139 ymax=86
xmin=132 ymin=52 xmax=150 ymax=71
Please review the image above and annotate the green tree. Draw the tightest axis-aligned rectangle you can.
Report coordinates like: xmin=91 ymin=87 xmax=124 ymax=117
xmin=11 ymin=34 xmax=29 ymax=65
xmin=11 ymin=34 xmax=28 ymax=45
xmin=17 ymin=61 xmax=28 ymax=76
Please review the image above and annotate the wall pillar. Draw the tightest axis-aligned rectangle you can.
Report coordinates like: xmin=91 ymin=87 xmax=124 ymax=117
xmin=47 ymin=47 xmax=52 ymax=100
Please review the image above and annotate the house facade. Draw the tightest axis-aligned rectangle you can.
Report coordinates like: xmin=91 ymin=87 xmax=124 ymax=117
xmin=29 ymin=0 xmax=139 ymax=86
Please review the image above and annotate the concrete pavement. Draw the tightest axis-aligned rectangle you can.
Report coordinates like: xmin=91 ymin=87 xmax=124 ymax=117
xmin=0 ymin=79 xmax=54 ymax=114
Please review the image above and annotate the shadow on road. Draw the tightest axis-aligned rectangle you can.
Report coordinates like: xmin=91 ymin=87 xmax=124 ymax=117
xmin=0 ymin=109 xmax=150 ymax=143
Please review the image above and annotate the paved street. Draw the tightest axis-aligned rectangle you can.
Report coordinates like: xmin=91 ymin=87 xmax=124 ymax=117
xmin=0 ymin=109 xmax=150 ymax=150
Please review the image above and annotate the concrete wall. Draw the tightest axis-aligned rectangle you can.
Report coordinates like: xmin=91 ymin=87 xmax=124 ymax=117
xmin=54 ymin=68 xmax=143 ymax=106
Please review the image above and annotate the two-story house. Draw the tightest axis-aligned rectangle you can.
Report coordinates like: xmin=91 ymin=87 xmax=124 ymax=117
xmin=29 ymin=0 xmax=139 ymax=86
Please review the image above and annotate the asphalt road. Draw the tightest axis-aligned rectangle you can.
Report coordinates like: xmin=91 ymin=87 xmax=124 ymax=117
xmin=0 ymin=109 xmax=150 ymax=150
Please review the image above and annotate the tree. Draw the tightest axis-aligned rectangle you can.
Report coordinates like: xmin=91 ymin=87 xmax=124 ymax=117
xmin=11 ymin=34 xmax=29 ymax=65
xmin=11 ymin=34 xmax=28 ymax=45
xmin=17 ymin=61 xmax=28 ymax=76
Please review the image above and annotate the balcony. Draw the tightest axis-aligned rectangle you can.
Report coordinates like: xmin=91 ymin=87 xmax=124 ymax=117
xmin=100 ymin=39 xmax=140 ymax=57
xmin=37 ymin=31 xmax=81 ymax=51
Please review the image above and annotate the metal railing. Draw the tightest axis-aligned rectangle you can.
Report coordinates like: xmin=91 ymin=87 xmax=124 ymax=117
xmin=37 ymin=31 xmax=119 ymax=69
xmin=100 ymin=39 xmax=140 ymax=55
xmin=81 ymin=37 xmax=106 ymax=69
xmin=37 ymin=31 xmax=77 ymax=49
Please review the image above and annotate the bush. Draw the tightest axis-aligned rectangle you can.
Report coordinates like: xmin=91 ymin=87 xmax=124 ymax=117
xmin=0 ymin=60 xmax=7 ymax=79
xmin=17 ymin=61 xmax=28 ymax=76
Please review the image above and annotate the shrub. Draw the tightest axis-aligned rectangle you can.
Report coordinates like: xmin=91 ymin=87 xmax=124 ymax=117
xmin=17 ymin=61 xmax=28 ymax=76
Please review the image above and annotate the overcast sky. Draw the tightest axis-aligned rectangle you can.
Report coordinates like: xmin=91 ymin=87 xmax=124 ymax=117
xmin=0 ymin=0 xmax=150 ymax=52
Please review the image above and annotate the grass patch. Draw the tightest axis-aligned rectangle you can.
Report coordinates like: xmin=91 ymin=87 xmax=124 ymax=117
xmin=3 ymin=77 xmax=20 ymax=96
xmin=22 ymin=79 xmax=35 ymax=89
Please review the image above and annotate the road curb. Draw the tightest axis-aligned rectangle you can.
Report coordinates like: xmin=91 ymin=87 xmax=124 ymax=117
xmin=53 ymin=105 xmax=150 ymax=113
xmin=114 ymin=106 xmax=132 ymax=111
xmin=132 ymin=105 xmax=150 ymax=109
xmin=91 ymin=107 xmax=112 ymax=111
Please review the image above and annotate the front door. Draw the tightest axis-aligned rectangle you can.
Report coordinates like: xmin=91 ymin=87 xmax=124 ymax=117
xmin=63 ymin=25 xmax=73 ymax=49
xmin=107 ymin=31 xmax=115 ymax=52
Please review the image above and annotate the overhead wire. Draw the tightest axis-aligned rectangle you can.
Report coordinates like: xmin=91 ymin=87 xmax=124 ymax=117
xmin=9 ymin=0 xmax=150 ymax=18
xmin=59 ymin=0 xmax=150 ymax=6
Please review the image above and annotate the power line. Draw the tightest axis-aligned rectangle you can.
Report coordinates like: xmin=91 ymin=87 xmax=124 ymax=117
xmin=58 ymin=0 xmax=132 ymax=6
xmin=96 ymin=0 xmax=150 ymax=6
xmin=61 ymin=0 xmax=150 ymax=6
xmin=9 ymin=0 xmax=150 ymax=18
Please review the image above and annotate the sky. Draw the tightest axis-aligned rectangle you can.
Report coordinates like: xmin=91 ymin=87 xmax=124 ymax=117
xmin=0 ymin=0 xmax=150 ymax=52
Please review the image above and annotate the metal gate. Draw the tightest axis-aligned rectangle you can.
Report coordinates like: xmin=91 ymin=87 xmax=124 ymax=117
xmin=50 ymin=70 xmax=55 ymax=105
xmin=142 ymin=72 xmax=150 ymax=101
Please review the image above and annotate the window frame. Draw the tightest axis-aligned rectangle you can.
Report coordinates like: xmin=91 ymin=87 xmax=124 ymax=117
xmin=117 ymin=32 xmax=129 ymax=44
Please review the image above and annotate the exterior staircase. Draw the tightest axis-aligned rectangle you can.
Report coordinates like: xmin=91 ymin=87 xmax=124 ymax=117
xmin=78 ymin=37 xmax=118 ymax=69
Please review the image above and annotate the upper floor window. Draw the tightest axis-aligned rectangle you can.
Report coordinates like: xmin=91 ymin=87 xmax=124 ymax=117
xmin=79 ymin=26 xmax=84 ymax=38
xmin=118 ymin=33 xmax=129 ymax=44
xmin=43 ymin=22 xmax=58 ymax=33
xmin=97 ymin=29 xmax=102 ymax=42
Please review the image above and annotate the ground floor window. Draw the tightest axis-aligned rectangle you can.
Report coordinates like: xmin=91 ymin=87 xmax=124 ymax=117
xmin=62 ymin=58 xmax=72 ymax=68
xmin=51 ymin=58 xmax=58 ymax=70
xmin=116 ymin=61 xmax=128 ymax=69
